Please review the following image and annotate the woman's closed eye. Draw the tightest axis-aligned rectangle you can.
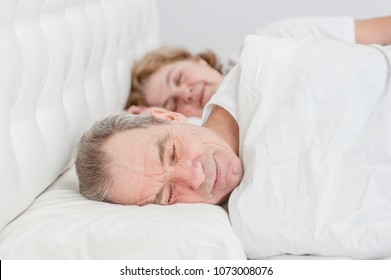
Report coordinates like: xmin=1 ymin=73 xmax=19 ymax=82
xmin=175 ymin=71 xmax=183 ymax=86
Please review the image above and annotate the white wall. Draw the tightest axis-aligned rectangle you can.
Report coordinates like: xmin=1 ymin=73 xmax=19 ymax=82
xmin=157 ymin=0 xmax=390 ymax=64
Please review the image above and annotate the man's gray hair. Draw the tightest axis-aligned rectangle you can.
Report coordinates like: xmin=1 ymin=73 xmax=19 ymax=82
xmin=75 ymin=112 xmax=170 ymax=203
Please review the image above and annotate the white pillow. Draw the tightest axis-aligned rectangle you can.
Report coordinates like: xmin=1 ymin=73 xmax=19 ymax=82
xmin=0 ymin=166 xmax=246 ymax=260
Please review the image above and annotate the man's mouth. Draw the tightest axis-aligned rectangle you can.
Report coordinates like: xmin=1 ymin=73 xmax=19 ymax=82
xmin=213 ymin=157 xmax=220 ymax=191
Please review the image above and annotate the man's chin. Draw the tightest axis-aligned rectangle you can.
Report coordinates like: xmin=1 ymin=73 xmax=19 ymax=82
xmin=214 ymin=191 xmax=233 ymax=205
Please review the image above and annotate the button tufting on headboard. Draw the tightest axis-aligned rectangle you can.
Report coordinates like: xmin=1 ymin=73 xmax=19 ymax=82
xmin=0 ymin=0 xmax=160 ymax=231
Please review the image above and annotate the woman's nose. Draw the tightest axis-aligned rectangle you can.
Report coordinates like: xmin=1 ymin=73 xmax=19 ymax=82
xmin=177 ymin=86 xmax=194 ymax=104
xmin=172 ymin=161 xmax=205 ymax=190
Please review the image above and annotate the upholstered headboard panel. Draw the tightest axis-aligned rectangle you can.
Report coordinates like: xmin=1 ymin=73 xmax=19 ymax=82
xmin=0 ymin=0 xmax=160 ymax=231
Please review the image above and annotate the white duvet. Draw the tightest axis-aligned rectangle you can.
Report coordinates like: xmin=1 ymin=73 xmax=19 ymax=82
xmin=227 ymin=35 xmax=391 ymax=259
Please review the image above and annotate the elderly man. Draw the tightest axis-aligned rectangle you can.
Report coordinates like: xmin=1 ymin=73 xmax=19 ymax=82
xmin=76 ymin=105 xmax=242 ymax=205
xmin=76 ymin=18 xmax=391 ymax=259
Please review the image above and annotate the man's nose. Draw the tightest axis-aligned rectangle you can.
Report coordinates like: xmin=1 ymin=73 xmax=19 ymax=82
xmin=172 ymin=160 xmax=205 ymax=190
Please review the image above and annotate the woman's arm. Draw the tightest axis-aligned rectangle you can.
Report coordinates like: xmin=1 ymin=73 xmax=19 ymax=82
xmin=355 ymin=16 xmax=391 ymax=45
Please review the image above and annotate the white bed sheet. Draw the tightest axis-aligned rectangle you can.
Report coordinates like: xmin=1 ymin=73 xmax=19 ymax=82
xmin=227 ymin=35 xmax=391 ymax=259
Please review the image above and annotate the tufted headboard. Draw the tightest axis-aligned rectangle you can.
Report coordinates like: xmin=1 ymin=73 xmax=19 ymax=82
xmin=0 ymin=0 xmax=160 ymax=231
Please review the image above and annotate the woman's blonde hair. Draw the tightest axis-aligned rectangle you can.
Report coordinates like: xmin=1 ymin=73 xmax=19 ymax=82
xmin=125 ymin=47 xmax=222 ymax=109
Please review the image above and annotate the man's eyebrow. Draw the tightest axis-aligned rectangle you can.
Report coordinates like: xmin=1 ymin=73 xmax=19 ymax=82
xmin=156 ymin=133 xmax=170 ymax=166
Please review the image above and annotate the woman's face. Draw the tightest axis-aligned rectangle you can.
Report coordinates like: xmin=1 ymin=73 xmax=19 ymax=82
xmin=143 ymin=58 xmax=224 ymax=117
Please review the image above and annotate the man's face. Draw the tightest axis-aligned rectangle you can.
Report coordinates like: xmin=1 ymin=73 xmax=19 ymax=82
xmin=104 ymin=122 xmax=243 ymax=205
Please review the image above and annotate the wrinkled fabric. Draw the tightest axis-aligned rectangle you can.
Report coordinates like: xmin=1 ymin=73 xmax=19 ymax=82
xmin=206 ymin=35 xmax=391 ymax=259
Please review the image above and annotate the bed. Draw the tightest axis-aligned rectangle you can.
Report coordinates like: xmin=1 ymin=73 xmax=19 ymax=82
xmin=2 ymin=0 xmax=390 ymax=261
xmin=0 ymin=0 xmax=246 ymax=259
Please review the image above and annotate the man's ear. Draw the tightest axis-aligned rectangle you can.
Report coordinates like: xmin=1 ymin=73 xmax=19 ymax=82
xmin=150 ymin=107 xmax=188 ymax=123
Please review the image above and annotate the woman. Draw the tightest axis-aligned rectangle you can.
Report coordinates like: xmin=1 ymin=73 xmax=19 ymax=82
xmin=126 ymin=16 xmax=391 ymax=117
xmin=127 ymin=47 xmax=224 ymax=117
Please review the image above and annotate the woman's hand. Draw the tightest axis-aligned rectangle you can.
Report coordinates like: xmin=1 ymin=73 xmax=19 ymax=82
xmin=356 ymin=16 xmax=391 ymax=45
xmin=127 ymin=105 xmax=167 ymax=117
xmin=127 ymin=105 xmax=150 ymax=114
